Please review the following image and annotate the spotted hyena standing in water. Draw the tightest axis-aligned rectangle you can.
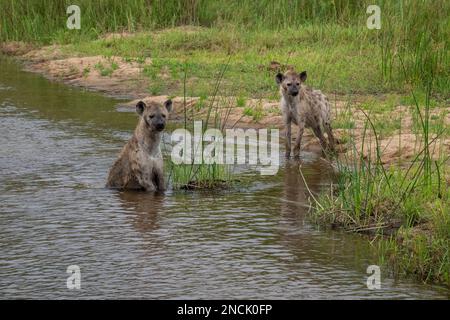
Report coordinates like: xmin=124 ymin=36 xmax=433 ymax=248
xmin=276 ymin=69 xmax=335 ymax=158
xmin=106 ymin=99 xmax=172 ymax=191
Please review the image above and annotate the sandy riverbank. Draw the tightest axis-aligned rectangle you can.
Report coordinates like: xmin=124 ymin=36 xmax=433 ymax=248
xmin=2 ymin=40 xmax=449 ymax=166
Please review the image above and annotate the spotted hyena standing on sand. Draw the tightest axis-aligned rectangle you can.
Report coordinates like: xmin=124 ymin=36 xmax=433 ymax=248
xmin=276 ymin=69 xmax=335 ymax=158
xmin=106 ymin=99 xmax=172 ymax=191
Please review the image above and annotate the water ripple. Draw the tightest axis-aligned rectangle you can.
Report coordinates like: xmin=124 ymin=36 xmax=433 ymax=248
xmin=0 ymin=83 xmax=449 ymax=299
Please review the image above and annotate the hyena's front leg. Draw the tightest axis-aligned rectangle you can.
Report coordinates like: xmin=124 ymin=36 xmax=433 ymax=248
xmin=284 ymin=117 xmax=292 ymax=158
xmin=153 ymin=166 xmax=165 ymax=191
xmin=325 ymin=122 xmax=336 ymax=153
xmin=131 ymin=159 xmax=156 ymax=191
xmin=138 ymin=172 xmax=157 ymax=191
xmin=293 ymin=120 xmax=305 ymax=159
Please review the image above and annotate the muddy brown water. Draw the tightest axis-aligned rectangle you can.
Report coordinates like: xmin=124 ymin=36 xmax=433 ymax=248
xmin=1 ymin=56 xmax=449 ymax=299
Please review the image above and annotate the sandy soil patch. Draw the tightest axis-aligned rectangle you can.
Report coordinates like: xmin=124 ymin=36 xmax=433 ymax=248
xmin=2 ymin=42 xmax=151 ymax=98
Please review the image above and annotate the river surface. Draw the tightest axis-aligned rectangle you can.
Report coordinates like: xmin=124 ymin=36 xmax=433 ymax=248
xmin=0 ymin=56 xmax=448 ymax=299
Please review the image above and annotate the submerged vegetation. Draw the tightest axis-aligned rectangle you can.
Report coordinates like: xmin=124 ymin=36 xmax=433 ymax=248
xmin=1 ymin=1 xmax=448 ymax=285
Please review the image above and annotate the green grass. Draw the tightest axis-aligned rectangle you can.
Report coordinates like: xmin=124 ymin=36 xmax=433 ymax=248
xmin=167 ymin=163 xmax=232 ymax=190
xmin=308 ymin=75 xmax=450 ymax=285
xmin=1 ymin=1 xmax=448 ymax=97
xmin=243 ymin=102 xmax=265 ymax=122
xmin=373 ymin=115 xmax=402 ymax=139
xmin=310 ymin=160 xmax=449 ymax=284
xmin=380 ymin=198 xmax=450 ymax=284
xmin=94 ymin=60 xmax=119 ymax=77
xmin=333 ymin=104 xmax=356 ymax=130
xmin=55 ymin=27 xmax=402 ymax=96
xmin=333 ymin=119 xmax=356 ymax=130
xmin=310 ymin=145 xmax=449 ymax=285
xmin=82 ymin=66 xmax=90 ymax=77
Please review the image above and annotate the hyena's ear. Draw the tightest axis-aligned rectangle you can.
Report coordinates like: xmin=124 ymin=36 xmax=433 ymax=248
xmin=299 ymin=71 xmax=307 ymax=82
xmin=136 ymin=101 xmax=146 ymax=116
xmin=275 ymin=73 xmax=284 ymax=85
xmin=275 ymin=72 xmax=284 ymax=84
xmin=164 ymin=99 xmax=173 ymax=113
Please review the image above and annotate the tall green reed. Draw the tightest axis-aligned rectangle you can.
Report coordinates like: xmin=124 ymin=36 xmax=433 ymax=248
xmin=166 ymin=58 xmax=233 ymax=189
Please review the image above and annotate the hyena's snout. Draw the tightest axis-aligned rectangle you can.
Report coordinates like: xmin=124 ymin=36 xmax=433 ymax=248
xmin=288 ymin=84 xmax=299 ymax=96
xmin=154 ymin=117 xmax=166 ymax=131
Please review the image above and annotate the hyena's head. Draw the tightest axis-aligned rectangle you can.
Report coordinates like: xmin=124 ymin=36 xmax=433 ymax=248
xmin=275 ymin=70 xmax=307 ymax=97
xmin=136 ymin=99 xmax=172 ymax=132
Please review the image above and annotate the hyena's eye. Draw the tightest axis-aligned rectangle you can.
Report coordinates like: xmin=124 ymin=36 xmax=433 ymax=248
xmin=161 ymin=114 xmax=166 ymax=118
xmin=149 ymin=115 xmax=155 ymax=119
xmin=287 ymin=83 xmax=292 ymax=86
xmin=296 ymin=82 xmax=300 ymax=85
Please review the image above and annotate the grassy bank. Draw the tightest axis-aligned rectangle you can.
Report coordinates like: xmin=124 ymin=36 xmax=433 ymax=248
xmin=309 ymin=83 xmax=449 ymax=285
xmin=1 ymin=0 xmax=449 ymax=97
xmin=311 ymin=162 xmax=449 ymax=284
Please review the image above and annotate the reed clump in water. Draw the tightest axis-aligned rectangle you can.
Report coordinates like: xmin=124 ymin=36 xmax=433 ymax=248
xmin=166 ymin=60 xmax=234 ymax=190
